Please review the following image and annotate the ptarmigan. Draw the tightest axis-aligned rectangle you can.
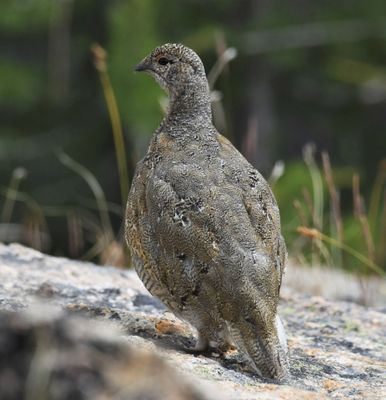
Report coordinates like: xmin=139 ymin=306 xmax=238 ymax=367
xmin=125 ymin=43 xmax=289 ymax=380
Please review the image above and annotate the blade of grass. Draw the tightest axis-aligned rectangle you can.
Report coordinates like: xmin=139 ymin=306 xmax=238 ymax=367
xmin=57 ymin=151 xmax=113 ymax=240
xmin=1 ymin=167 xmax=27 ymax=223
xmin=91 ymin=43 xmax=129 ymax=209
xmin=353 ymin=174 xmax=375 ymax=264
xmin=303 ymin=144 xmax=324 ymax=230
xmin=322 ymin=152 xmax=344 ymax=268
xmin=0 ymin=186 xmax=48 ymax=242
xmin=301 ymin=188 xmax=314 ymax=222
xmin=293 ymin=199 xmax=308 ymax=226
xmin=207 ymin=46 xmax=237 ymax=90
xmin=67 ymin=209 xmax=84 ymax=258
xmin=377 ymin=195 xmax=386 ymax=266
xmin=368 ymin=159 xmax=386 ymax=231
xmin=303 ymin=144 xmax=324 ymax=267
xmin=322 ymin=152 xmax=343 ymax=241
xmin=297 ymin=226 xmax=385 ymax=276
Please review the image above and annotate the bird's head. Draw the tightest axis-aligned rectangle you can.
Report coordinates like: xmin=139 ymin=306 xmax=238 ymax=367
xmin=134 ymin=43 xmax=209 ymax=102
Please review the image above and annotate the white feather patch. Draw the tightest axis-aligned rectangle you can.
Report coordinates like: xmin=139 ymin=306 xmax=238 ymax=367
xmin=275 ymin=315 xmax=288 ymax=353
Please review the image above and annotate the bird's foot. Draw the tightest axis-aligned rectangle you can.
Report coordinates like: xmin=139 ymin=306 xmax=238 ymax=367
xmin=184 ymin=335 xmax=211 ymax=355
xmin=184 ymin=335 xmax=236 ymax=357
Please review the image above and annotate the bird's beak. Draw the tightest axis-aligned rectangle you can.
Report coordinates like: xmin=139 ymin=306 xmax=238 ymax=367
xmin=134 ymin=57 xmax=151 ymax=72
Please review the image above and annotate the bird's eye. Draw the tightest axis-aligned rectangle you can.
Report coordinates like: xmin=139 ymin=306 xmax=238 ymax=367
xmin=158 ymin=57 xmax=169 ymax=66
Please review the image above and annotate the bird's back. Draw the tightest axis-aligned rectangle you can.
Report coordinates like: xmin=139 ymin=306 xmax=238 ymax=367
xmin=126 ymin=127 xmax=285 ymax=313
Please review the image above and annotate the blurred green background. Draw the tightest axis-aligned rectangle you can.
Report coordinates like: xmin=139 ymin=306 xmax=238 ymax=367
xmin=1 ymin=0 xmax=385 ymax=273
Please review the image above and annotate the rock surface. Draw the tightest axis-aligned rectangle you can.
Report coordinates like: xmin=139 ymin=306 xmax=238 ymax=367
xmin=0 ymin=307 xmax=207 ymax=400
xmin=0 ymin=243 xmax=385 ymax=399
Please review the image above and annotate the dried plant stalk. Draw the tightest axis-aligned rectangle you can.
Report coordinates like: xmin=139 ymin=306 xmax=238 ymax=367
xmin=368 ymin=159 xmax=386 ymax=236
xmin=1 ymin=168 xmax=27 ymax=224
xmin=377 ymin=198 xmax=386 ymax=266
xmin=352 ymin=174 xmax=375 ymax=264
xmin=322 ymin=152 xmax=344 ymax=267
xmin=322 ymin=152 xmax=343 ymax=242
xmin=91 ymin=43 xmax=129 ymax=209
xmin=57 ymin=152 xmax=113 ymax=241
xmin=293 ymin=199 xmax=308 ymax=226
xmin=301 ymin=188 xmax=314 ymax=223
xmin=297 ymin=226 xmax=384 ymax=276
xmin=303 ymin=143 xmax=324 ymax=230
xmin=67 ymin=210 xmax=84 ymax=258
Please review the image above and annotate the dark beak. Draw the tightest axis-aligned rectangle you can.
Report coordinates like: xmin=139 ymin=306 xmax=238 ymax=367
xmin=134 ymin=58 xmax=150 ymax=72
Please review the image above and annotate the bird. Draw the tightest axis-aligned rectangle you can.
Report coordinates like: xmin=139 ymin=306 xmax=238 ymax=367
xmin=125 ymin=43 xmax=289 ymax=380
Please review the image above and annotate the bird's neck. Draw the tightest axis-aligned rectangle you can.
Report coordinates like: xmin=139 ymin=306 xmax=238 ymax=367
xmin=167 ymin=80 xmax=212 ymax=123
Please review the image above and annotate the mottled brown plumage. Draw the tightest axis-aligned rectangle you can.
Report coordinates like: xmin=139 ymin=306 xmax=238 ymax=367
xmin=125 ymin=43 xmax=289 ymax=380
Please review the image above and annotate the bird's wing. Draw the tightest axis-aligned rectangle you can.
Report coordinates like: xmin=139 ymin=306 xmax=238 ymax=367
xmin=143 ymin=156 xmax=261 ymax=303
xmin=143 ymin=132 xmax=284 ymax=303
xmin=127 ymin=133 xmax=285 ymax=312
xmin=216 ymin=133 xmax=287 ymax=290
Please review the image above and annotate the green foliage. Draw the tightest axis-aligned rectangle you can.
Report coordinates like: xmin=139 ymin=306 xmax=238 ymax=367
xmin=108 ymin=0 xmax=163 ymax=138
xmin=0 ymin=60 xmax=44 ymax=107
xmin=1 ymin=0 xmax=385 ymax=272
xmin=273 ymin=161 xmax=313 ymax=232
xmin=0 ymin=0 xmax=51 ymax=33
xmin=280 ymin=152 xmax=386 ymax=274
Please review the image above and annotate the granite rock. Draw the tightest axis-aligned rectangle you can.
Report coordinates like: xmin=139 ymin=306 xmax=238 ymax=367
xmin=0 ymin=306 xmax=207 ymax=400
xmin=0 ymin=243 xmax=385 ymax=399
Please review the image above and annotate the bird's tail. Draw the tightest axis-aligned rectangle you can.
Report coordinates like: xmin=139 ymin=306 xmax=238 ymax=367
xmin=227 ymin=314 xmax=289 ymax=380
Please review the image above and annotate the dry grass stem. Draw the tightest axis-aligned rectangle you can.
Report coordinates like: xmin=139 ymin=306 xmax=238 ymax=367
xmin=303 ymin=143 xmax=324 ymax=231
xmin=322 ymin=152 xmax=344 ymax=267
xmin=1 ymin=167 xmax=27 ymax=224
xmin=297 ymin=226 xmax=385 ymax=276
xmin=322 ymin=152 xmax=343 ymax=242
xmin=368 ymin=159 xmax=386 ymax=235
xmin=352 ymin=174 xmax=376 ymax=264
xmin=91 ymin=43 xmax=129 ymax=209
xmin=57 ymin=151 xmax=114 ymax=241
xmin=293 ymin=199 xmax=308 ymax=226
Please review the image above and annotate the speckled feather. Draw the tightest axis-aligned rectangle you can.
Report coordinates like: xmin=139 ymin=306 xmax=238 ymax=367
xmin=125 ymin=43 xmax=289 ymax=380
